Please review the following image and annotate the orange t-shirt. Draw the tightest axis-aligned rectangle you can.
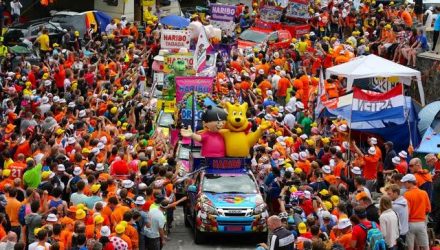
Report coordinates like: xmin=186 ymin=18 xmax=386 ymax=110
xmin=14 ymin=141 xmax=31 ymax=159
xmin=258 ymin=80 xmax=272 ymax=99
xmin=401 ymin=11 xmax=413 ymax=27
xmin=111 ymin=205 xmax=130 ymax=225
xmin=125 ymin=224 xmax=139 ymax=249
xmin=333 ymin=161 xmax=346 ymax=177
xmin=277 ymin=77 xmax=291 ymax=97
xmin=362 ymin=154 xmax=379 ymax=180
xmin=336 ymin=232 xmax=352 ymax=249
xmin=297 ymin=160 xmax=311 ymax=175
xmin=404 ymin=187 xmax=431 ymax=222
xmin=5 ymin=197 xmax=21 ymax=226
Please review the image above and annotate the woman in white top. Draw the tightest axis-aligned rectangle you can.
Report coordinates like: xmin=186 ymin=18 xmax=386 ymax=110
xmin=379 ymin=196 xmax=400 ymax=250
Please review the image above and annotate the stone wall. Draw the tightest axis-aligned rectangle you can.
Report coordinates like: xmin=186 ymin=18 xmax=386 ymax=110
xmin=415 ymin=52 xmax=440 ymax=105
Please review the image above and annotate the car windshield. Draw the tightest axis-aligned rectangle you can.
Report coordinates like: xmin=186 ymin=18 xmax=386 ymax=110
xmin=158 ymin=112 xmax=174 ymax=127
xmin=178 ymin=145 xmax=191 ymax=160
xmin=239 ymin=30 xmax=267 ymax=43
xmin=202 ymin=174 xmax=258 ymax=194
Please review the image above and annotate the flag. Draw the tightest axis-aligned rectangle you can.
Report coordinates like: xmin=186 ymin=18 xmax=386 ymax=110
xmin=193 ymin=27 xmax=211 ymax=73
xmin=351 ymin=84 xmax=404 ymax=123
xmin=314 ymin=68 xmax=326 ymax=117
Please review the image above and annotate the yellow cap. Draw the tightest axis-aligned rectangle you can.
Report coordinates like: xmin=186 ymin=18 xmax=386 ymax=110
xmin=76 ymin=209 xmax=86 ymax=220
xmin=53 ymin=43 xmax=59 ymax=47
xmin=284 ymin=163 xmax=292 ymax=168
xmin=77 ymin=204 xmax=88 ymax=211
xmin=42 ymin=73 xmax=49 ymax=79
xmin=34 ymin=227 xmax=42 ymax=236
xmin=41 ymin=171 xmax=52 ymax=179
xmin=140 ymin=161 xmax=148 ymax=167
xmin=321 ymin=137 xmax=330 ymax=144
xmin=115 ymin=223 xmax=126 ymax=234
xmin=55 ymin=128 xmax=65 ymax=135
xmin=289 ymin=186 xmax=297 ymax=193
xmin=296 ymin=128 xmax=302 ymax=134
xmin=94 ymin=215 xmax=104 ymax=224
xmin=25 ymin=81 xmax=32 ymax=87
xmin=385 ymin=24 xmax=392 ymax=29
xmin=298 ymin=222 xmax=307 ymax=234
xmin=111 ymin=107 xmax=118 ymax=114
xmin=2 ymin=169 xmax=10 ymax=177
xmin=26 ymin=157 xmax=34 ymax=163
xmin=330 ymin=195 xmax=340 ymax=206
xmin=319 ymin=189 xmax=329 ymax=196
xmin=323 ymin=200 xmax=333 ymax=210
xmin=74 ymin=31 xmax=80 ymax=36
xmin=82 ymin=148 xmax=91 ymax=154
xmin=90 ymin=184 xmax=101 ymax=193
xmin=294 ymin=168 xmax=303 ymax=174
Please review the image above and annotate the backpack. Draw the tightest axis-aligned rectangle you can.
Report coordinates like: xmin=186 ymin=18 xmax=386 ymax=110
xmin=18 ymin=204 xmax=27 ymax=226
xmin=359 ymin=222 xmax=387 ymax=250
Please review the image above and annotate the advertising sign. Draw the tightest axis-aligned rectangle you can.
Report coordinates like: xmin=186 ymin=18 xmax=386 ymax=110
xmin=163 ymin=53 xmax=195 ymax=74
xmin=285 ymin=0 xmax=310 ymax=19
xmin=210 ymin=4 xmax=236 ymax=21
xmin=259 ymin=6 xmax=283 ymax=22
xmin=176 ymin=77 xmax=213 ymax=128
xmin=160 ymin=29 xmax=191 ymax=50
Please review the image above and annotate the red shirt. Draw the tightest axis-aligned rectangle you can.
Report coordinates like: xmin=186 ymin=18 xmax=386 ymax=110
xmin=110 ymin=160 xmax=129 ymax=175
xmin=54 ymin=69 xmax=66 ymax=89
xmin=352 ymin=221 xmax=379 ymax=250
xmin=27 ymin=71 xmax=36 ymax=88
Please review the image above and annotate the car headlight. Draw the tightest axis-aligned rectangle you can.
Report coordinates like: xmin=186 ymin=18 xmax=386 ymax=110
xmin=202 ymin=203 xmax=218 ymax=215
xmin=254 ymin=203 xmax=267 ymax=215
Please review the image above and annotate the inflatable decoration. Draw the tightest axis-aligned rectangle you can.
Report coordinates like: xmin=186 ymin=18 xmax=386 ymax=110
xmin=164 ymin=60 xmax=188 ymax=98
xmin=222 ymin=102 xmax=271 ymax=157
xmin=180 ymin=106 xmax=227 ymax=157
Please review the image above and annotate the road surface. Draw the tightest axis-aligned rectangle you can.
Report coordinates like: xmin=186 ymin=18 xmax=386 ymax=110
xmin=163 ymin=206 xmax=263 ymax=250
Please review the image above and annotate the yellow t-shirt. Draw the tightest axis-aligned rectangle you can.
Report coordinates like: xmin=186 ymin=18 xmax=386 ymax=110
xmin=37 ymin=34 xmax=50 ymax=51
xmin=296 ymin=41 xmax=308 ymax=54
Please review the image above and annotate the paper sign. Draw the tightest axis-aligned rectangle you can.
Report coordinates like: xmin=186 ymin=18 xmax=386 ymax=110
xmin=210 ymin=4 xmax=237 ymax=21
xmin=160 ymin=29 xmax=191 ymax=50
xmin=175 ymin=76 xmax=213 ymax=103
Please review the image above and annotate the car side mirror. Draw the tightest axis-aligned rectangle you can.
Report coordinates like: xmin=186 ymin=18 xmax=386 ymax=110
xmin=188 ymin=185 xmax=197 ymax=193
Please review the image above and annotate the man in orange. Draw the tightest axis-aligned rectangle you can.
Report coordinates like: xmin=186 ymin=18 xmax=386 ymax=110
xmin=276 ymin=71 xmax=291 ymax=106
xmin=402 ymin=174 xmax=431 ymax=250
xmin=333 ymin=218 xmax=352 ymax=249
xmin=352 ymin=141 xmax=380 ymax=191
xmin=408 ymin=158 xmax=433 ymax=200
xmin=5 ymin=188 xmax=22 ymax=239
xmin=400 ymin=5 xmax=413 ymax=27
xmin=258 ymin=72 xmax=272 ymax=99
xmin=378 ymin=24 xmax=396 ymax=56
xmin=7 ymin=154 xmax=26 ymax=180
xmin=122 ymin=211 xmax=139 ymax=249
xmin=111 ymin=199 xmax=130 ymax=228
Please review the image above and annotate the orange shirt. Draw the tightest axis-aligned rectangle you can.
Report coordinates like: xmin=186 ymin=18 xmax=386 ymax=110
xmin=7 ymin=161 xmax=26 ymax=179
xmin=336 ymin=232 xmax=352 ymax=249
xmin=125 ymin=224 xmax=139 ymax=249
xmin=362 ymin=154 xmax=380 ymax=180
xmin=14 ymin=141 xmax=31 ymax=159
xmin=404 ymin=187 xmax=431 ymax=222
xmin=5 ymin=197 xmax=21 ymax=226
xmin=60 ymin=229 xmax=73 ymax=250
xmin=240 ymin=80 xmax=252 ymax=91
xmin=85 ymin=224 xmax=102 ymax=239
xmin=333 ymin=161 xmax=346 ymax=177
xmin=111 ymin=205 xmax=130 ymax=225
xmin=0 ymin=179 xmax=13 ymax=192
xmin=277 ymin=77 xmax=291 ymax=97
xmin=258 ymin=80 xmax=272 ymax=99
xmin=297 ymin=160 xmax=311 ymax=175
xmin=401 ymin=11 xmax=413 ymax=27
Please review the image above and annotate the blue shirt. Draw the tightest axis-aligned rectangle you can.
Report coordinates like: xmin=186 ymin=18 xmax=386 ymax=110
xmin=434 ymin=16 xmax=440 ymax=31
xmin=417 ymin=35 xmax=429 ymax=50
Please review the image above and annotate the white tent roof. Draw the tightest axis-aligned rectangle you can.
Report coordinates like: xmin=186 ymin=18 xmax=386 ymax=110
xmin=325 ymin=54 xmax=425 ymax=105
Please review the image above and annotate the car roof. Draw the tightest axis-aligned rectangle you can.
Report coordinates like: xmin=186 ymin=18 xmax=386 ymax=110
xmin=52 ymin=10 xmax=96 ymax=16
xmin=9 ymin=18 xmax=52 ymax=29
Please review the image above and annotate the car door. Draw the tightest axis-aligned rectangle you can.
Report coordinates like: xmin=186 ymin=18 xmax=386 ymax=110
xmin=274 ymin=30 xmax=292 ymax=49
xmin=188 ymin=172 xmax=202 ymax=218
xmin=44 ymin=23 xmax=62 ymax=45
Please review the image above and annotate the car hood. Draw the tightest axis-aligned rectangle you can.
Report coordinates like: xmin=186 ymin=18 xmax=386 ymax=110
xmin=205 ymin=193 xmax=257 ymax=208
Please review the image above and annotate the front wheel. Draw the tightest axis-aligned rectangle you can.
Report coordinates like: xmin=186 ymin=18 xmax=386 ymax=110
xmin=193 ymin=216 xmax=205 ymax=244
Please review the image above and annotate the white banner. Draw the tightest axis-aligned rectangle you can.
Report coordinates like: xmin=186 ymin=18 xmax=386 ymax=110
xmin=160 ymin=29 xmax=191 ymax=50
xmin=194 ymin=28 xmax=210 ymax=73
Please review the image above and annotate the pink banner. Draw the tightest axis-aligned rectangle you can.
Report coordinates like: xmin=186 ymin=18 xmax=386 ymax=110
xmin=175 ymin=76 xmax=214 ymax=102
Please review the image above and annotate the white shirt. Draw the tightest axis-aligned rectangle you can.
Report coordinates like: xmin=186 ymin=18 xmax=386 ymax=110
xmin=63 ymin=78 xmax=71 ymax=91
xmin=282 ymin=113 xmax=296 ymax=130
xmin=379 ymin=209 xmax=399 ymax=247
xmin=271 ymin=74 xmax=281 ymax=91
xmin=0 ymin=241 xmax=16 ymax=250
xmin=105 ymin=23 xmax=117 ymax=34
xmin=28 ymin=242 xmax=51 ymax=250
xmin=120 ymin=19 xmax=127 ymax=28
xmin=10 ymin=1 xmax=22 ymax=15
xmin=39 ymin=103 xmax=51 ymax=115
xmin=424 ymin=9 xmax=434 ymax=29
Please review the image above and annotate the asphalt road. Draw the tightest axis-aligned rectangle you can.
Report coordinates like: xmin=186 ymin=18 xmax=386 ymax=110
xmin=163 ymin=206 xmax=264 ymax=250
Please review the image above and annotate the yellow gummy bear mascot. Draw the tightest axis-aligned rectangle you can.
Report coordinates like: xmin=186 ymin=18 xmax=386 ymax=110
xmin=221 ymin=102 xmax=271 ymax=157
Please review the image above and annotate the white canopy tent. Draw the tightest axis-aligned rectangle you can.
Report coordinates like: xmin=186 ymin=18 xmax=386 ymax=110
xmin=325 ymin=54 xmax=425 ymax=105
